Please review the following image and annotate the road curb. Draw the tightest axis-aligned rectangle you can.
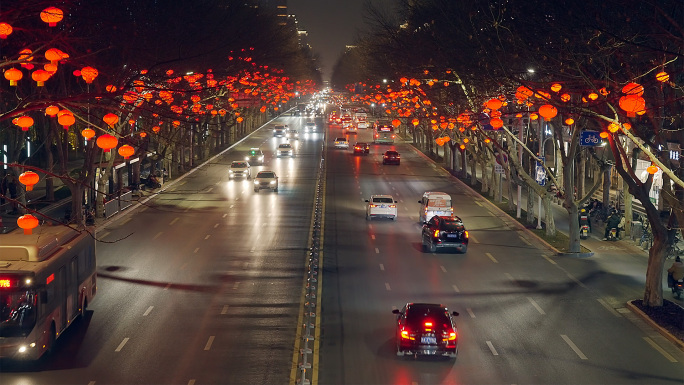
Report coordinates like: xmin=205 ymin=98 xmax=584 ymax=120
xmin=556 ymin=252 xmax=595 ymax=258
xmin=403 ymin=140 xmax=561 ymax=255
xmin=625 ymin=300 xmax=684 ymax=351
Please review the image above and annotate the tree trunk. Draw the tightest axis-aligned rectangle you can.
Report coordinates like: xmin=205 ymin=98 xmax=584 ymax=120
xmin=543 ymin=195 xmax=556 ymax=236
xmin=527 ymin=185 xmax=536 ymax=225
xmin=602 ymin=166 xmax=612 ymax=209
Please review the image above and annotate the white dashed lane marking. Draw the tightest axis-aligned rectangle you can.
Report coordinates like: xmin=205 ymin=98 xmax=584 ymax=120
xmin=143 ymin=306 xmax=154 ymax=316
xmin=440 ymin=265 xmax=447 ymax=273
xmin=379 ymin=264 xmax=385 ymax=271
xmin=115 ymin=338 xmax=129 ymax=352
xmin=375 ymin=248 xmax=380 ymax=254
xmin=486 ymin=341 xmax=499 ymax=355
xmin=204 ymin=336 xmax=215 ymax=351
xmin=527 ymin=297 xmax=546 ymax=315
xmin=385 ymin=283 xmax=391 ymax=291
xmin=561 ymin=335 xmax=588 ymax=359
xmin=221 ymin=305 xmax=229 ymax=314
xmin=371 ymin=235 xmax=376 ymax=240
xmin=169 ymin=217 xmax=179 ymax=225
xmin=466 ymin=308 xmax=476 ymax=318
xmin=452 ymin=285 xmax=460 ymax=293
xmin=153 ymin=232 xmax=163 ymax=240
xmin=486 ymin=252 xmax=498 ymax=263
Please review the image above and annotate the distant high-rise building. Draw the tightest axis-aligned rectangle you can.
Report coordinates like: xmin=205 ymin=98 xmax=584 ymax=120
xmin=250 ymin=0 xmax=288 ymax=26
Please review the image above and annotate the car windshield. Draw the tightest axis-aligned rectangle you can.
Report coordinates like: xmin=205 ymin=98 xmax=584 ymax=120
xmin=306 ymin=123 xmax=315 ymax=126
xmin=336 ymin=138 xmax=346 ymax=142
xmin=372 ymin=197 xmax=394 ymax=204
xmin=406 ymin=305 xmax=450 ymax=329
xmin=442 ymin=221 xmax=464 ymax=231
xmin=257 ymin=172 xmax=275 ymax=178
xmin=0 ymin=291 xmax=38 ymax=338
xmin=428 ymin=199 xmax=451 ymax=208
xmin=386 ymin=151 xmax=398 ymax=155
xmin=279 ymin=144 xmax=291 ymax=149
xmin=231 ymin=162 xmax=248 ymax=168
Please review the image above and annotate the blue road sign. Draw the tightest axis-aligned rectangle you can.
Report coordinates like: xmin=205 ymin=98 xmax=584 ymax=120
xmin=580 ymin=130 xmax=603 ymax=146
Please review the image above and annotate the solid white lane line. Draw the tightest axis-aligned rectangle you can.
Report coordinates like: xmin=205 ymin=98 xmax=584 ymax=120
xmin=469 ymin=235 xmax=479 ymax=243
xmin=115 ymin=338 xmax=129 ymax=352
xmin=233 ymin=282 xmax=240 ymax=290
xmin=99 ymin=231 xmax=111 ymax=240
xmin=223 ymin=213 xmax=228 ymax=218
xmin=561 ymin=335 xmax=588 ymax=359
xmin=204 ymin=235 xmax=211 ymax=240
xmin=452 ymin=285 xmax=460 ymax=293
xmin=519 ymin=236 xmax=531 ymax=245
xmin=371 ymin=235 xmax=376 ymax=240
xmin=206 ymin=187 xmax=213 ymax=193
xmin=542 ymin=254 xmax=557 ymax=265
xmin=504 ymin=273 xmax=515 ymax=281
xmin=440 ymin=265 xmax=447 ymax=273
xmin=486 ymin=341 xmax=499 ymax=356
xmin=194 ymin=247 xmax=200 ymax=253
xmin=643 ymin=337 xmax=678 ymax=362
xmin=375 ymin=248 xmax=380 ymax=254
xmin=404 ymin=207 xmax=409 ymax=211
xmin=153 ymin=232 xmax=163 ymax=240
xmin=486 ymin=252 xmax=498 ymax=263
xmin=221 ymin=305 xmax=229 ymax=315
xmin=527 ymin=297 xmax=546 ymax=315
xmin=597 ymin=299 xmax=622 ymax=317
xmin=385 ymin=283 xmax=391 ymax=291
xmin=566 ymin=273 xmax=588 ymax=289
xmin=169 ymin=217 xmax=179 ymax=225
xmin=379 ymin=264 xmax=385 ymax=271
xmin=143 ymin=306 xmax=154 ymax=316
xmin=466 ymin=308 xmax=476 ymax=318
xmin=204 ymin=336 xmax=215 ymax=351
xmin=475 ymin=201 xmax=483 ymax=207
xmin=214 ymin=223 xmax=219 ymax=228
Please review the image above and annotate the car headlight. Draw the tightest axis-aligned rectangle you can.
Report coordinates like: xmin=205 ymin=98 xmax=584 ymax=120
xmin=259 ymin=156 xmax=264 ymax=160
xmin=229 ymin=170 xmax=234 ymax=174
xmin=254 ymin=180 xmax=259 ymax=184
xmin=245 ymin=156 xmax=249 ymax=161
xmin=270 ymin=181 xmax=276 ymax=184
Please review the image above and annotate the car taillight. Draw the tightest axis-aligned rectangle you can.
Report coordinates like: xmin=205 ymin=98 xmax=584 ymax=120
xmin=401 ymin=328 xmax=411 ymax=339
xmin=392 ymin=135 xmax=395 ymax=138
xmin=369 ymin=204 xmax=377 ymax=208
xmin=434 ymin=230 xmax=440 ymax=238
xmin=389 ymin=205 xmax=396 ymax=208
xmin=465 ymin=230 xmax=469 ymax=238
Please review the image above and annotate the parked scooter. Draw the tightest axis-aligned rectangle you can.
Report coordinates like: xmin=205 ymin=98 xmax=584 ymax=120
xmin=672 ymin=279 xmax=683 ymax=300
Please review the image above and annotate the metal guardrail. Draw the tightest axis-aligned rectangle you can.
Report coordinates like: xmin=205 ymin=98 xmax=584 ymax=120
xmin=104 ymin=190 xmax=134 ymax=218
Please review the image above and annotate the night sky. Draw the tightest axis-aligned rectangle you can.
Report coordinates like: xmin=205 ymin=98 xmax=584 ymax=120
xmin=288 ymin=0 xmax=397 ymax=82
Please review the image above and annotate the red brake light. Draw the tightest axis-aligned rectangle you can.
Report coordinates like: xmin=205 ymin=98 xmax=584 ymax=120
xmin=465 ymin=230 xmax=469 ymax=238
xmin=389 ymin=205 xmax=396 ymax=208
xmin=434 ymin=230 xmax=440 ymax=237
xmin=448 ymin=331 xmax=457 ymax=340
xmin=401 ymin=329 xmax=410 ymax=339
xmin=369 ymin=204 xmax=377 ymax=208
xmin=424 ymin=322 xmax=433 ymax=327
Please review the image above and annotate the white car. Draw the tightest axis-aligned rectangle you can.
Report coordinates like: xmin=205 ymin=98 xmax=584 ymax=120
xmin=334 ymin=137 xmax=349 ymax=149
xmin=286 ymin=129 xmax=299 ymax=140
xmin=304 ymin=122 xmax=316 ymax=133
xmin=365 ymin=195 xmax=398 ymax=220
xmin=254 ymin=170 xmax=278 ymax=192
xmin=277 ymin=143 xmax=295 ymax=157
xmin=229 ymin=161 xmax=251 ymax=180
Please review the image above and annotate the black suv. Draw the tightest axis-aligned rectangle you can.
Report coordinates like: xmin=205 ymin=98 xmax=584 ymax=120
xmin=382 ymin=150 xmax=400 ymax=165
xmin=392 ymin=303 xmax=459 ymax=359
xmin=421 ymin=215 xmax=468 ymax=253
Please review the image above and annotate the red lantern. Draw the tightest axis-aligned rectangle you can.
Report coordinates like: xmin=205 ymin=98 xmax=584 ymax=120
xmin=411 ymin=119 xmax=419 ymax=126
xmin=391 ymin=119 xmax=401 ymax=127
xmin=622 ymin=82 xmax=643 ymax=96
xmin=550 ymin=83 xmax=562 ymax=92
xmin=647 ymin=164 xmax=658 ymax=175
xmin=618 ymin=94 xmax=645 ymax=117
xmin=81 ymin=127 xmax=96 ymax=140
xmin=0 ymin=22 xmax=12 ymax=39
xmin=45 ymin=106 xmax=59 ymax=116
xmin=31 ymin=69 xmax=50 ymax=86
xmin=14 ymin=116 xmax=34 ymax=131
xmin=599 ymin=131 xmax=610 ymax=139
xmin=655 ymin=72 xmax=669 ymax=83
xmin=44 ymin=48 xmax=67 ymax=65
xmin=485 ymin=98 xmax=502 ymax=110
xmin=103 ymin=113 xmax=119 ymax=127
xmin=607 ymin=122 xmax=620 ymax=133
xmin=530 ymin=113 xmax=539 ymax=120
xmin=4 ymin=68 xmax=22 ymax=86
xmin=564 ymin=118 xmax=575 ymax=125
xmin=118 ymin=144 xmax=135 ymax=159
xmin=80 ymin=67 xmax=99 ymax=84
xmin=58 ymin=114 xmax=75 ymax=130
xmin=490 ymin=118 xmax=503 ymax=129
xmin=17 ymin=214 xmax=39 ymax=235
xmin=96 ymin=134 xmax=118 ymax=152
xmin=40 ymin=7 xmax=64 ymax=27
xmin=19 ymin=171 xmax=40 ymax=191
xmin=152 ymin=126 xmax=161 ymax=133
xmin=236 ymin=117 xmax=244 ymax=123
xmin=538 ymin=105 xmax=558 ymax=120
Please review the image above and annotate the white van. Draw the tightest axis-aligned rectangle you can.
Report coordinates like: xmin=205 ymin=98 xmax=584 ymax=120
xmin=418 ymin=192 xmax=454 ymax=223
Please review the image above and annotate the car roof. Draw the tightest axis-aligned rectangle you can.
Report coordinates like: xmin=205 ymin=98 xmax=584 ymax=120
xmin=423 ymin=191 xmax=451 ymax=199
xmin=436 ymin=215 xmax=462 ymax=222
xmin=278 ymin=143 xmax=292 ymax=147
xmin=370 ymin=194 xmax=394 ymax=199
xmin=257 ymin=170 xmax=276 ymax=175
xmin=385 ymin=150 xmax=399 ymax=153
xmin=231 ymin=161 xmax=247 ymax=165
xmin=250 ymin=147 xmax=261 ymax=151
xmin=335 ymin=137 xmax=347 ymax=141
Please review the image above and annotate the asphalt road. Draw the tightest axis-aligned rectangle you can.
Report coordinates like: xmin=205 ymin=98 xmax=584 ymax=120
xmin=0 ymin=115 xmax=324 ymax=384
xmin=318 ymin=124 xmax=684 ymax=384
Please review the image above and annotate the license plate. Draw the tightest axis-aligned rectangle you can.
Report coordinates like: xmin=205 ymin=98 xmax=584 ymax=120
xmin=380 ymin=205 xmax=386 ymax=208
xmin=446 ymin=234 xmax=459 ymax=238
xmin=421 ymin=336 xmax=437 ymax=344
